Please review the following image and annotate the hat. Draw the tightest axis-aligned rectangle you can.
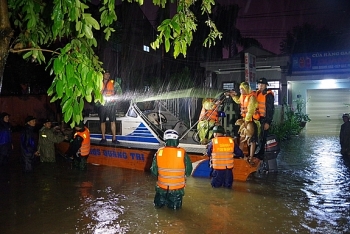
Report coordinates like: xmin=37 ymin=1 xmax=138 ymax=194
xmin=0 ymin=112 xmax=10 ymax=118
xmin=104 ymin=69 xmax=110 ymax=74
xmin=164 ymin=129 xmax=179 ymax=140
xmin=25 ymin=115 xmax=36 ymax=123
xmin=213 ymin=125 xmax=225 ymax=134
xmin=43 ymin=119 xmax=51 ymax=124
xmin=342 ymin=113 xmax=349 ymax=118
xmin=257 ymin=78 xmax=269 ymax=85
xmin=75 ymin=121 xmax=85 ymax=128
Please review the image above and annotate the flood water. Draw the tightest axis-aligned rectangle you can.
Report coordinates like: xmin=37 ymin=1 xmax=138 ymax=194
xmin=1 ymin=133 xmax=350 ymax=234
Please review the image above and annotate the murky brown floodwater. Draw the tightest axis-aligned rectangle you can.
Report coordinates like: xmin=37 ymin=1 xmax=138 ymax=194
xmin=1 ymin=132 xmax=350 ymax=234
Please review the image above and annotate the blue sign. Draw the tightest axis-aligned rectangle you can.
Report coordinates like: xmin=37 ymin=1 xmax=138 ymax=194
xmin=292 ymin=50 xmax=350 ymax=72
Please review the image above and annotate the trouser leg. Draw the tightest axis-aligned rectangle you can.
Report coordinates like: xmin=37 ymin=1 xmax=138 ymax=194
xmin=154 ymin=191 xmax=166 ymax=208
xmin=79 ymin=156 xmax=88 ymax=170
xmin=167 ymin=191 xmax=183 ymax=210
xmin=211 ymin=169 xmax=225 ymax=188
xmin=223 ymin=169 xmax=233 ymax=188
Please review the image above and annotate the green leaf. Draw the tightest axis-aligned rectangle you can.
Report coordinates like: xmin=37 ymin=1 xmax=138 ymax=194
xmin=85 ymin=94 xmax=92 ymax=102
xmin=62 ymin=97 xmax=73 ymax=112
xmin=23 ymin=51 xmax=33 ymax=59
xmin=85 ymin=14 xmax=100 ymax=30
xmin=50 ymin=95 xmax=59 ymax=103
xmin=53 ymin=58 xmax=64 ymax=74
xmin=83 ymin=24 xmax=93 ymax=39
xmin=56 ymin=79 xmax=64 ymax=98
xmin=64 ymin=105 xmax=73 ymax=123
xmin=165 ymin=39 xmax=170 ymax=52
xmin=79 ymin=98 xmax=84 ymax=111
xmin=66 ymin=63 xmax=74 ymax=79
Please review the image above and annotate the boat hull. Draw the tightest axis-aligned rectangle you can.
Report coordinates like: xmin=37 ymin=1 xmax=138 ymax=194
xmin=191 ymin=158 xmax=261 ymax=181
xmin=56 ymin=141 xmax=260 ymax=181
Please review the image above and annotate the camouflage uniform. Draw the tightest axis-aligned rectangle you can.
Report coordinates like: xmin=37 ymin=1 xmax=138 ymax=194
xmin=38 ymin=126 xmax=65 ymax=162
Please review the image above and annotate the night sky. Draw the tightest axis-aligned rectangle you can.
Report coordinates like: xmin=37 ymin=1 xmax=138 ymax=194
xmin=142 ymin=0 xmax=350 ymax=54
xmin=231 ymin=0 xmax=350 ymax=54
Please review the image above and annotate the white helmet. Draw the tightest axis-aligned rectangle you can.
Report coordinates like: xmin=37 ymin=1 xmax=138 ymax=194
xmin=164 ymin=129 xmax=179 ymax=140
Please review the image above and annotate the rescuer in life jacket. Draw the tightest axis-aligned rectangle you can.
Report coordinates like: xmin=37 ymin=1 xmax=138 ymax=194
xmin=255 ymin=78 xmax=275 ymax=157
xmin=150 ymin=129 xmax=193 ymax=209
xmin=97 ymin=70 xmax=122 ymax=144
xmin=206 ymin=125 xmax=243 ymax=188
xmin=197 ymin=98 xmax=221 ymax=145
xmin=65 ymin=122 xmax=90 ymax=170
xmin=228 ymin=82 xmax=261 ymax=164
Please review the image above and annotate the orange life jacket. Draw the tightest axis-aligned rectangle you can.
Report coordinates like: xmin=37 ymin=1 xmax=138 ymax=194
xmin=256 ymin=90 xmax=274 ymax=118
xmin=74 ymin=127 xmax=90 ymax=157
xmin=156 ymin=147 xmax=186 ymax=190
xmin=199 ymin=107 xmax=219 ymax=123
xmin=240 ymin=92 xmax=260 ymax=120
xmin=102 ymin=80 xmax=115 ymax=96
xmin=211 ymin=137 xmax=234 ymax=169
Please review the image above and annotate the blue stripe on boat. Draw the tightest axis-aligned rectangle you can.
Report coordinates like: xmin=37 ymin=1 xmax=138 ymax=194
xmin=90 ymin=122 xmax=161 ymax=144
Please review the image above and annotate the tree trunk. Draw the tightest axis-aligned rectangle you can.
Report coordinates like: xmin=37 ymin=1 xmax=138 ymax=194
xmin=0 ymin=0 xmax=14 ymax=94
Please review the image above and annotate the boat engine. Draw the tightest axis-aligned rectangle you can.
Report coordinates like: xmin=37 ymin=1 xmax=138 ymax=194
xmin=263 ymin=134 xmax=280 ymax=172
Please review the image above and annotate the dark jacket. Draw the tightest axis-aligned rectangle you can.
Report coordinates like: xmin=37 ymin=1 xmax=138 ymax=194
xmin=0 ymin=119 xmax=12 ymax=145
xmin=20 ymin=125 xmax=37 ymax=157
xmin=0 ymin=119 xmax=12 ymax=163
xmin=340 ymin=121 xmax=350 ymax=152
xmin=21 ymin=124 xmax=38 ymax=172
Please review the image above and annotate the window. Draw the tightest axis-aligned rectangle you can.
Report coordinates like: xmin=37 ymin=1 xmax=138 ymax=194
xmin=222 ymin=82 xmax=234 ymax=90
xmin=143 ymin=45 xmax=149 ymax=52
xmin=268 ymin=81 xmax=280 ymax=105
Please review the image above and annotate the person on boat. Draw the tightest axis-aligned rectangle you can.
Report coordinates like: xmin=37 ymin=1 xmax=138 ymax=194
xmin=255 ymin=78 xmax=274 ymax=157
xmin=340 ymin=113 xmax=350 ymax=156
xmin=65 ymin=122 xmax=90 ymax=170
xmin=20 ymin=115 xmax=40 ymax=173
xmin=228 ymin=81 xmax=260 ymax=164
xmin=38 ymin=119 xmax=67 ymax=163
xmin=197 ymin=98 xmax=221 ymax=145
xmin=98 ymin=69 xmax=122 ymax=144
xmin=151 ymin=129 xmax=192 ymax=209
xmin=206 ymin=125 xmax=243 ymax=188
xmin=0 ymin=112 xmax=13 ymax=167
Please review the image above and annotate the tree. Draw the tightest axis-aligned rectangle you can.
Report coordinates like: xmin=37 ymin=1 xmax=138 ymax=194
xmin=0 ymin=0 xmax=222 ymax=127
xmin=280 ymin=23 xmax=338 ymax=54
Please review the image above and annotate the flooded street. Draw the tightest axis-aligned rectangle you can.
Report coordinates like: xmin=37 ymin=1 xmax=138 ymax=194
xmin=1 ymin=133 xmax=350 ymax=234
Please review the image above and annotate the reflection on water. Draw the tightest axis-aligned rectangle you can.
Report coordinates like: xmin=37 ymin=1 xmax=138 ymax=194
xmin=1 ymin=134 xmax=350 ymax=233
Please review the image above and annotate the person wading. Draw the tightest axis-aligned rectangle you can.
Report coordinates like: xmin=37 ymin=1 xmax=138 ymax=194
xmin=151 ymin=129 xmax=192 ymax=209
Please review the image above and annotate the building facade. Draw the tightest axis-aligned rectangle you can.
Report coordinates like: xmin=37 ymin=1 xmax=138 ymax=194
xmin=200 ymin=46 xmax=350 ymax=135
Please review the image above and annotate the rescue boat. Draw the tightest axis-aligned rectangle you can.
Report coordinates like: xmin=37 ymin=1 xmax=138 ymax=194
xmin=56 ymin=88 xmax=279 ymax=181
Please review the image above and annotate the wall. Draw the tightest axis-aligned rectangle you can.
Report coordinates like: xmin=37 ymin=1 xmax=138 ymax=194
xmin=288 ymin=78 xmax=350 ymax=111
xmin=0 ymin=95 xmax=58 ymax=127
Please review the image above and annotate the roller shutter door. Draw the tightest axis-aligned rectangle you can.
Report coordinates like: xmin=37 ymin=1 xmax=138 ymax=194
xmin=306 ymin=89 xmax=350 ymax=134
